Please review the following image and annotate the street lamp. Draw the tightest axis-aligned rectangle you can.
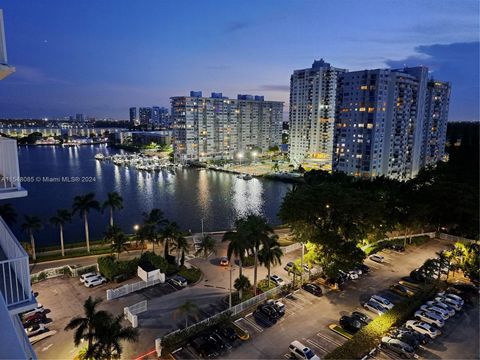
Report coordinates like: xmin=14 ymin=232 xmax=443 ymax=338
xmin=226 ymin=264 xmax=237 ymax=309
xmin=237 ymin=152 xmax=244 ymax=166
xmin=133 ymin=224 xmax=140 ymax=231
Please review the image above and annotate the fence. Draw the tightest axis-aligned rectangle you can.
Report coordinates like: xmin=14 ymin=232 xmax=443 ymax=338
xmin=155 ymin=284 xmax=284 ymax=356
xmin=438 ymin=233 xmax=478 ymax=244
xmin=124 ymin=300 xmax=147 ymax=328
xmin=281 ymin=242 xmax=302 ymax=254
xmin=360 ymin=232 xmax=436 ymax=251
xmin=107 ymin=278 xmax=163 ymax=301
xmin=30 ymin=263 xmax=98 ymax=283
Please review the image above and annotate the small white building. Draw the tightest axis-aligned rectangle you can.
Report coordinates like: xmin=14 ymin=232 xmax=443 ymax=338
xmin=137 ymin=261 xmax=164 ymax=282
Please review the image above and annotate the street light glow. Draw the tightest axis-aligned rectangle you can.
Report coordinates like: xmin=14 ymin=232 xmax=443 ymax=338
xmin=237 ymin=152 xmax=244 ymax=159
xmin=133 ymin=224 xmax=140 ymax=231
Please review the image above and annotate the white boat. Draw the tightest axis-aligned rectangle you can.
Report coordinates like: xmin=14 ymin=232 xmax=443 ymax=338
xmin=94 ymin=153 xmax=105 ymax=160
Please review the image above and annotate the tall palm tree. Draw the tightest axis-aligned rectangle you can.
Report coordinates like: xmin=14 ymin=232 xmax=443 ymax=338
xmin=21 ymin=215 xmax=43 ymax=261
xmin=194 ymin=234 xmax=216 ymax=259
xmin=105 ymin=226 xmax=128 ymax=260
xmin=50 ymin=209 xmax=72 ymax=257
xmin=91 ymin=314 xmax=139 ymax=360
xmin=73 ymin=193 xmax=101 ymax=253
xmin=223 ymin=230 xmax=247 ymax=299
xmin=258 ymin=235 xmax=283 ymax=287
xmin=141 ymin=209 xmax=166 ymax=254
xmin=102 ymin=192 xmax=123 ymax=227
xmin=234 ymin=275 xmax=251 ymax=297
xmin=64 ymin=296 xmax=109 ymax=358
xmin=173 ymin=300 xmax=199 ymax=328
xmin=0 ymin=203 xmax=17 ymax=225
xmin=160 ymin=221 xmax=181 ymax=258
xmin=235 ymin=215 xmax=275 ymax=295
xmin=172 ymin=233 xmax=189 ymax=266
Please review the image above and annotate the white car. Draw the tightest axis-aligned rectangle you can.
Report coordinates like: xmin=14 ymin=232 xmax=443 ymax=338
xmin=84 ymin=276 xmax=107 ymax=288
xmin=25 ymin=323 xmax=48 ymax=337
xmin=437 ymin=292 xmax=464 ymax=306
xmin=420 ymin=305 xmax=450 ymax=320
xmin=266 ymin=299 xmax=286 ymax=315
xmin=289 ymin=340 xmax=321 ymax=360
xmin=414 ymin=310 xmax=445 ymax=327
xmin=80 ymin=272 xmax=100 ymax=283
xmin=22 ymin=304 xmax=44 ymax=318
xmin=434 ymin=296 xmax=462 ymax=311
xmin=426 ymin=300 xmax=455 ymax=316
xmin=363 ymin=300 xmax=388 ymax=315
xmin=267 ymin=274 xmax=285 ymax=286
xmin=348 ymin=271 xmax=359 ymax=280
xmin=370 ymin=295 xmax=394 ymax=310
xmin=405 ymin=320 xmax=441 ymax=339
xmin=369 ymin=254 xmax=385 ymax=263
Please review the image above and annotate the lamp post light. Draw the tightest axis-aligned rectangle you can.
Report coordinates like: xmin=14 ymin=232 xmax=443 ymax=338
xmin=237 ymin=152 xmax=244 ymax=166
xmin=227 ymin=264 xmax=237 ymax=309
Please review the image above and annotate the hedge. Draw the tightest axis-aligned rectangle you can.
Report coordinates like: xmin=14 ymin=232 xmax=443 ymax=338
xmin=98 ymin=255 xmax=139 ymax=281
xmin=178 ymin=266 xmax=202 ymax=284
xmin=139 ymin=251 xmax=168 ymax=273
xmin=325 ymin=284 xmax=437 ymax=359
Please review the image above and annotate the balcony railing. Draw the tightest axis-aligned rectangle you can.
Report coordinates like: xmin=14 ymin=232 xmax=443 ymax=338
xmin=0 ymin=216 xmax=33 ymax=312
xmin=0 ymin=137 xmax=27 ymax=199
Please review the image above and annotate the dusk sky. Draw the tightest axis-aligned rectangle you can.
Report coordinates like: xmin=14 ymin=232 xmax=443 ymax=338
xmin=0 ymin=0 xmax=478 ymax=121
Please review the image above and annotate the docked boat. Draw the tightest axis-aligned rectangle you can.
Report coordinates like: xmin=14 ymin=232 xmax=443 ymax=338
xmin=243 ymin=174 xmax=253 ymax=180
xmin=94 ymin=153 xmax=105 ymax=160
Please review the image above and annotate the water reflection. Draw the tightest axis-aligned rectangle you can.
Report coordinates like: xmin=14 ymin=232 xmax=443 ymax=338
xmin=233 ymin=178 xmax=263 ymax=218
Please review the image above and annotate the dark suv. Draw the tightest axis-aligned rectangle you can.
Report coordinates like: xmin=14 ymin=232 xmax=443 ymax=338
xmin=339 ymin=316 xmax=363 ymax=333
xmin=302 ymin=283 xmax=322 ymax=296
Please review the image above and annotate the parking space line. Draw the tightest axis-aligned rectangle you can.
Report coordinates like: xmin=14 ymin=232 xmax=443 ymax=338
xmin=294 ymin=290 xmax=314 ymax=304
xmin=243 ymin=314 xmax=264 ymax=333
xmin=282 ymin=297 xmax=304 ymax=310
xmin=305 ymin=338 xmax=329 ymax=354
xmin=379 ymin=348 xmax=403 ymax=360
xmin=316 ymin=332 xmax=344 ymax=347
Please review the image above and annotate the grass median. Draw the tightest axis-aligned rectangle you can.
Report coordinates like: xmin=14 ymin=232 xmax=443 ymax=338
xmin=325 ymin=284 xmax=438 ymax=359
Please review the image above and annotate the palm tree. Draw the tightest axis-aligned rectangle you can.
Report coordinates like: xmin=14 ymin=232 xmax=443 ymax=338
xmin=50 ymin=209 xmax=72 ymax=257
xmin=223 ymin=230 xmax=247 ymax=299
xmin=194 ymin=234 xmax=216 ymax=259
xmin=141 ymin=209 xmax=166 ymax=254
xmin=91 ymin=314 xmax=139 ymax=360
xmin=236 ymin=215 xmax=275 ymax=295
xmin=287 ymin=262 xmax=302 ymax=287
xmin=102 ymin=192 xmax=123 ymax=227
xmin=73 ymin=193 xmax=101 ymax=253
xmin=21 ymin=215 xmax=43 ymax=261
xmin=104 ymin=226 xmax=128 ymax=260
xmin=234 ymin=275 xmax=251 ymax=297
xmin=173 ymin=300 xmax=199 ymax=328
xmin=258 ymin=235 xmax=283 ymax=287
xmin=172 ymin=234 xmax=189 ymax=266
xmin=0 ymin=203 xmax=17 ymax=225
xmin=160 ymin=221 xmax=181 ymax=258
xmin=65 ymin=296 xmax=109 ymax=357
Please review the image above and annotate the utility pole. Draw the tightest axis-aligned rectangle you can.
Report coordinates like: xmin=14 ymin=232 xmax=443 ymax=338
xmin=228 ymin=265 xmax=236 ymax=309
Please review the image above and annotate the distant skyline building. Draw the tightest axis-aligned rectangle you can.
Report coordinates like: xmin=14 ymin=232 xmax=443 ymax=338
xmin=138 ymin=107 xmax=152 ymax=130
xmin=129 ymin=107 xmax=137 ymax=127
xmin=171 ymin=91 xmax=283 ymax=163
xmin=75 ymin=113 xmax=85 ymax=122
xmin=289 ymin=59 xmax=347 ymax=170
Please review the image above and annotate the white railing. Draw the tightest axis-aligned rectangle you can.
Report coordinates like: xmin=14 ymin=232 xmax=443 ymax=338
xmin=30 ymin=263 xmax=99 ymax=283
xmin=438 ymin=233 xmax=479 ymax=244
xmin=0 ymin=138 xmax=21 ymax=191
xmin=360 ymin=232 xmax=436 ymax=251
xmin=107 ymin=278 xmax=164 ymax=301
xmin=124 ymin=300 xmax=147 ymax=328
xmin=281 ymin=242 xmax=302 ymax=254
xmin=0 ymin=217 xmax=32 ymax=309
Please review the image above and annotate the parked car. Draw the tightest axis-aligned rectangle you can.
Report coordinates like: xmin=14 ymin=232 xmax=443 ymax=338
xmin=288 ymin=340 xmax=321 ymax=360
xmin=420 ymin=305 xmax=450 ymax=320
xmin=426 ymin=300 xmax=455 ymax=316
xmin=169 ymin=275 xmax=188 ymax=287
xmin=390 ymin=284 xmax=415 ymax=297
xmin=23 ymin=312 xmax=47 ymax=328
xmin=22 ymin=304 xmax=45 ymax=318
xmin=370 ymin=295 xmax=394 ymax=310
xmin=381 ymin=336 xmax=416 ymax=358
xmin=191 ymin=336 xmax=218 ymax=358
xmin=80 ymin=272 xmax=100 ymax=283
xmin=363 ymin=300 xmax=388 ymax=315
xmin=207 ymin=333 xmax=228 ymax=352
xmin=409 ymin=269 xmax=426 ymax=282
xmin=339 ymin=315 xmax=363 ymax=333
xmin=284 ymin=262 xmax=302 ymax=275
xmin=302 ymin=283 xmax=322 ymax=296
xmin=393 ymin=327 xmax=429 ymax=345
xmin=348 ymin=271 xmax=359 ymax=280
xmin=437 ymin=292 xmax=465 ymax=306
xmin=405 ymin=320 xmax=441 ymax=339
xmin=389 ymin=244 xmax=405 ymax=252
xmin=369 ymin=254 xmax=385 ymax=263
xmin=216 ymin=326 xmax=239 ymax=343
xmin=414 ymin=310 xmax=445 ymax=327
xmin=434 ymin=295 xmax=462 ymax=311
xmin=25 ymin=323 xmax=48 ymax=337
xmin=84 ymin=276 xmax=107 ymax=288
xmin=266 ymin=299 xmax=286 ymax=316
xmin=358 ymin=264 xmax=370 ymax=273
xmin=351 ymin=311 xmax=371 ymax=325
xmin=266 ymin=274 xmax=285 ymax=286
xmin=219 ymin=257 xmax=229 ymax=266
xmin=256 ymin=304 xmax=279 ymax=321
xmin=391 ymin=331 xmax=421 ymax=349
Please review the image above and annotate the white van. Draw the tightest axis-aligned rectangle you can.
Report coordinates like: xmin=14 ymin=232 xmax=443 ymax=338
xmin=289 ymin=340 xmax=321 ymax=360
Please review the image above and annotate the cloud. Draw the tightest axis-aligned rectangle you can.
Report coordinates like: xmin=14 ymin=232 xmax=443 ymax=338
xmin=386 ymin=42 xmax=479 ymax=122
xmin=8 ymin=65 xmax=70 ymax=85
xmin=257 ymin=84 xmax=290 ymax=92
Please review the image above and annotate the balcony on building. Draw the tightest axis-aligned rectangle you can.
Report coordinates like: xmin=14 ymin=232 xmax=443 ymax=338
xmin=0 ymin=137 xmax=28 ymax=200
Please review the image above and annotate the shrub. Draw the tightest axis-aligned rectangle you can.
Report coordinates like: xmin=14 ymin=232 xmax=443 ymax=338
xmin=242 ymin=255 xmax=255 ymax=267
xmin=257 ymin=279 xmax=276 ymax=292
xmin=37 ymin=272 xmax=47 ymax=281
xmin=325 ymin=284 xmax=437 ymax=359
xmin=62 ymin=266 xmax=73 ymax=277
xmin=98 ymin=255 xmax=138 ymax=281
xmin=139 ymin=252 xmax=168 ymax=273
xmin=178 ymin=266 xmax=202 ymax=284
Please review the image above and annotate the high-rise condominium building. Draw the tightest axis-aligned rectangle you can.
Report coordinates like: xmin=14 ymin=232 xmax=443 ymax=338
xmin=129 ymin=107 xmax=137 ymax=127
xmin=0 ymin=9 xmax=38 ymax=359
xmin=139 ymin=107 xmax=152 ymax=130
xmin=171 ymin=91 xmax=283 ymax=163
xmin=289 ymin=59 xmax=347 ymax=170
xmin=152 ymin=106 xmax=170 ymax=129
xmin=421 ymin=80 xmax=451 ymax=167
xmin=334 ymin=66 xmax=430 ymax=180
